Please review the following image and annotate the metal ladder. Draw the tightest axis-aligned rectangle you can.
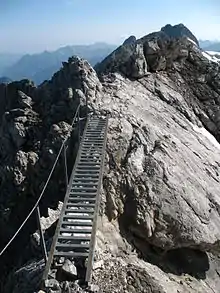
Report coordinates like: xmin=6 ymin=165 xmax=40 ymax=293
xmin=43 ymin=115 xmax=108 ymax=283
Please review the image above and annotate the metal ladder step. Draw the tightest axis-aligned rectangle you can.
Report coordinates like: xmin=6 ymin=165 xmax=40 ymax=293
xmin=59 ymin=228 xmax=92 ymax=233
xmin=67 ymin=197 xmax=97 ymax=202
xmin=60 ymin=228 xmax=92 ymax=233
xmin=72 ymin=177 xmax=99 ymax=180
xmin=70 ymin=190 xmax=97 ymax=194
xmin=66 ymin=203 xmax=95 ymax=208
xmin=56 ymin=243 xmax=90 ymax=248
xmin=63 ymin=214 xmax=94 ymax=219
xmin=71 ymin=182 xmax=98 ymax=186
xmin=57 ymin=235 xmax=91 ymax=241
xmin=61 ymin=221 xmax=93 ymax=226
xmin=74 ymin=173 xmax=99 ymax=177
xmin=65 ymin=209 xmax=95 ymax=214
xmin=69 ymin=190 xmax=97 ymax=193
xmin=54 ymin=252 xmax=89 ymax=257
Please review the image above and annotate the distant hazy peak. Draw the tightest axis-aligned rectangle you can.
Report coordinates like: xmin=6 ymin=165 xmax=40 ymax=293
xmin=0 ymin=76 xmax=12 ymax=84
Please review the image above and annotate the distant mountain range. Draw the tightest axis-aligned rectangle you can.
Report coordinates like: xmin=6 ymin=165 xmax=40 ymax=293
xmin=1 ymin=43 xmax=116 ymax=85
xmin=199 ymin=40 xmax=220 ymax=51
xmin=1 ymin=36 xmax=220 ymax=86
xmin=0 ymin=53 xmax=22 ymax=76
xmin=0 ymin=76 xmax=12 ymax=84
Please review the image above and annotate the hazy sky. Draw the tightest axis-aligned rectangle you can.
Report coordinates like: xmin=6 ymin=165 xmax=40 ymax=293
xmin=0 ymin=0 xmax=220 ymax=53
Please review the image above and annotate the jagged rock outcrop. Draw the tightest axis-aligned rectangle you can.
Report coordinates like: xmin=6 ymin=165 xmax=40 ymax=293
xmin=123 ymin=35 xmax=137 ymax=46
xmin=161 ymin=23 xmax=199 ymax=46
xmin=0 ymin=57 xmax=98 ymax=291
xmin=1 ymin=24 xmax=220 ymax=293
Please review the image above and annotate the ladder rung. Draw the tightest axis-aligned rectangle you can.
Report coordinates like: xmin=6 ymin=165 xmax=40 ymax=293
xmin=59 ymin=228 xmax=92 ymax=234
xmin=81 ymin=149 xmax=102 ymax=151
xmin=76 ymin=166 xmax=100 ymax=170
xmin=57 ymin=235 xmax=91 ymax=242
xmin=86 ymin=131 xmax=104 ymax=133
xmin=79 ymin=161 xmax=101 ymax=164
xmin=69 ymin=194 xmax=97 ymax=198
xmin=85 ymin=133 xmax=104 ymax=135
xmin=56 ymin=241 xmax=91 ymax=245
xmin=54 ymin=251 xmax=89 ymax=257
xmin=78 ymin=162 xmax=101 ymax=165
xmin=71 ymin=181 xmax=98 ymax=185
xmin=83 ymin=141 xmax=103 ymax=143
xmin=61 ymin=221 xmax=93 ymax=226
xmin=63 ymin=214 xmax=94 ymax=220
xmin=84 ymin=133 xmax=104 ymax=138
xmin=74 ymin=174 xmax=99 ymax=178
xmin=86 ymin=129 xmax=104 ymax=132
xmin=83 ymin=141 xmax=103 ymax=142
xmin=79 ymin=158 xmax=101 ymax=161
xmin=81 ymin=143 xmax=103 ymax=146
xmin=60 ymin=228 xmax=92 ymax=233
xmin=71 ymin=182 xmax=98 ymax=186
xmin=71 ymin=184 xmax=98 ymax=188
xmin=88 ymin=121 xmax=106 ymax=124
xmin=81 ymin=149 xmax=103 ymax=152
xmin=80 ymin=153 xmax=102 ymax=157
xmin=70 ymin=185 xmax=97 ymax=189
xmin=80 ymin=153 xmax=102 ymax=156
xmin=81 ymin=147 xmax=103 ymax=149
xmin=69 ymin=193 xmax=97 ymax=198
xmin=72 ymin=178 xmax=99 ymax=183
xmin=70 ymin=188 xmax=97 ymax=192
xmin=82 ymin=144 xmax=103 ymax=147
xmin=77 ymin=159 xmax=102 ymax=162
xmin=75 ymin=169 xmax=100 ymax=172
xmin=72 ymin=182 xmax=98 ymax=186
xmin=65 ymin=208 xmax=94 ymax=214
xmin=86 ymin=124 xmax=105 ymax=126
xmin=66 ymin=203 xmax=95 ymax=208
xmin=73 ymin=174 xmax=99 ymax=179
xmin=83 ymin=139 xmax=103 ymax=142
xmin=67 ymin=197 xmax=96 ymax=202
xmin=87 ymin=123 xmax=105 ymax=126
xmin=88 ymin=122 xmax=106 ymax=125
xmin=73 ymin=175 xmax=99 ymax=178
xmin=80 ymin=156 xmax=101 ymax=159
xmin=84 ymin=134 xmax=104 ymax=137
xmin=77 ymin=166 xmax=100 ymax=170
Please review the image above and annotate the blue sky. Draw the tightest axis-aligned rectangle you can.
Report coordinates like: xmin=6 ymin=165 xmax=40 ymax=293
xmin=0 ymin=0 xmax=220 ymax=53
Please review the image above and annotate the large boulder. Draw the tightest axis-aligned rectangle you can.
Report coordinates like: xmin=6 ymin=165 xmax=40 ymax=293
xmin=95 ymin=42 xmax=148 ymax=78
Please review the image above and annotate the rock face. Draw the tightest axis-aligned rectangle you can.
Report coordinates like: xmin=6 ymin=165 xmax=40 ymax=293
xmin=0 ymin=57 xmax=100 ymax=291
xmin=93 ymin=26 xmax=220 ymax=292
xmin=1 ymin=24 xmax=220 ymax=293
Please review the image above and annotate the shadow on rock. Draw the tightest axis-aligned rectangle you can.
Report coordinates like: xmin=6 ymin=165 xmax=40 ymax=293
xmin=163 ymin=247 xmax=209 ymax=279
xmin=118 ymin=213 xmax=209 ymax=280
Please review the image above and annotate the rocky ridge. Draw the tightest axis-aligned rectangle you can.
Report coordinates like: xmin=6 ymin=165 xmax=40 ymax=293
xmin=1 ymin=24 xmax=220 ymax=292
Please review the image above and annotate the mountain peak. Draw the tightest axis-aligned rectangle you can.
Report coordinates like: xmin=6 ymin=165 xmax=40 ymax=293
xmin=123 ymin=36 xmax=136 ymax=46
xmin=161 ymin=23 xmax=199 ymax=45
